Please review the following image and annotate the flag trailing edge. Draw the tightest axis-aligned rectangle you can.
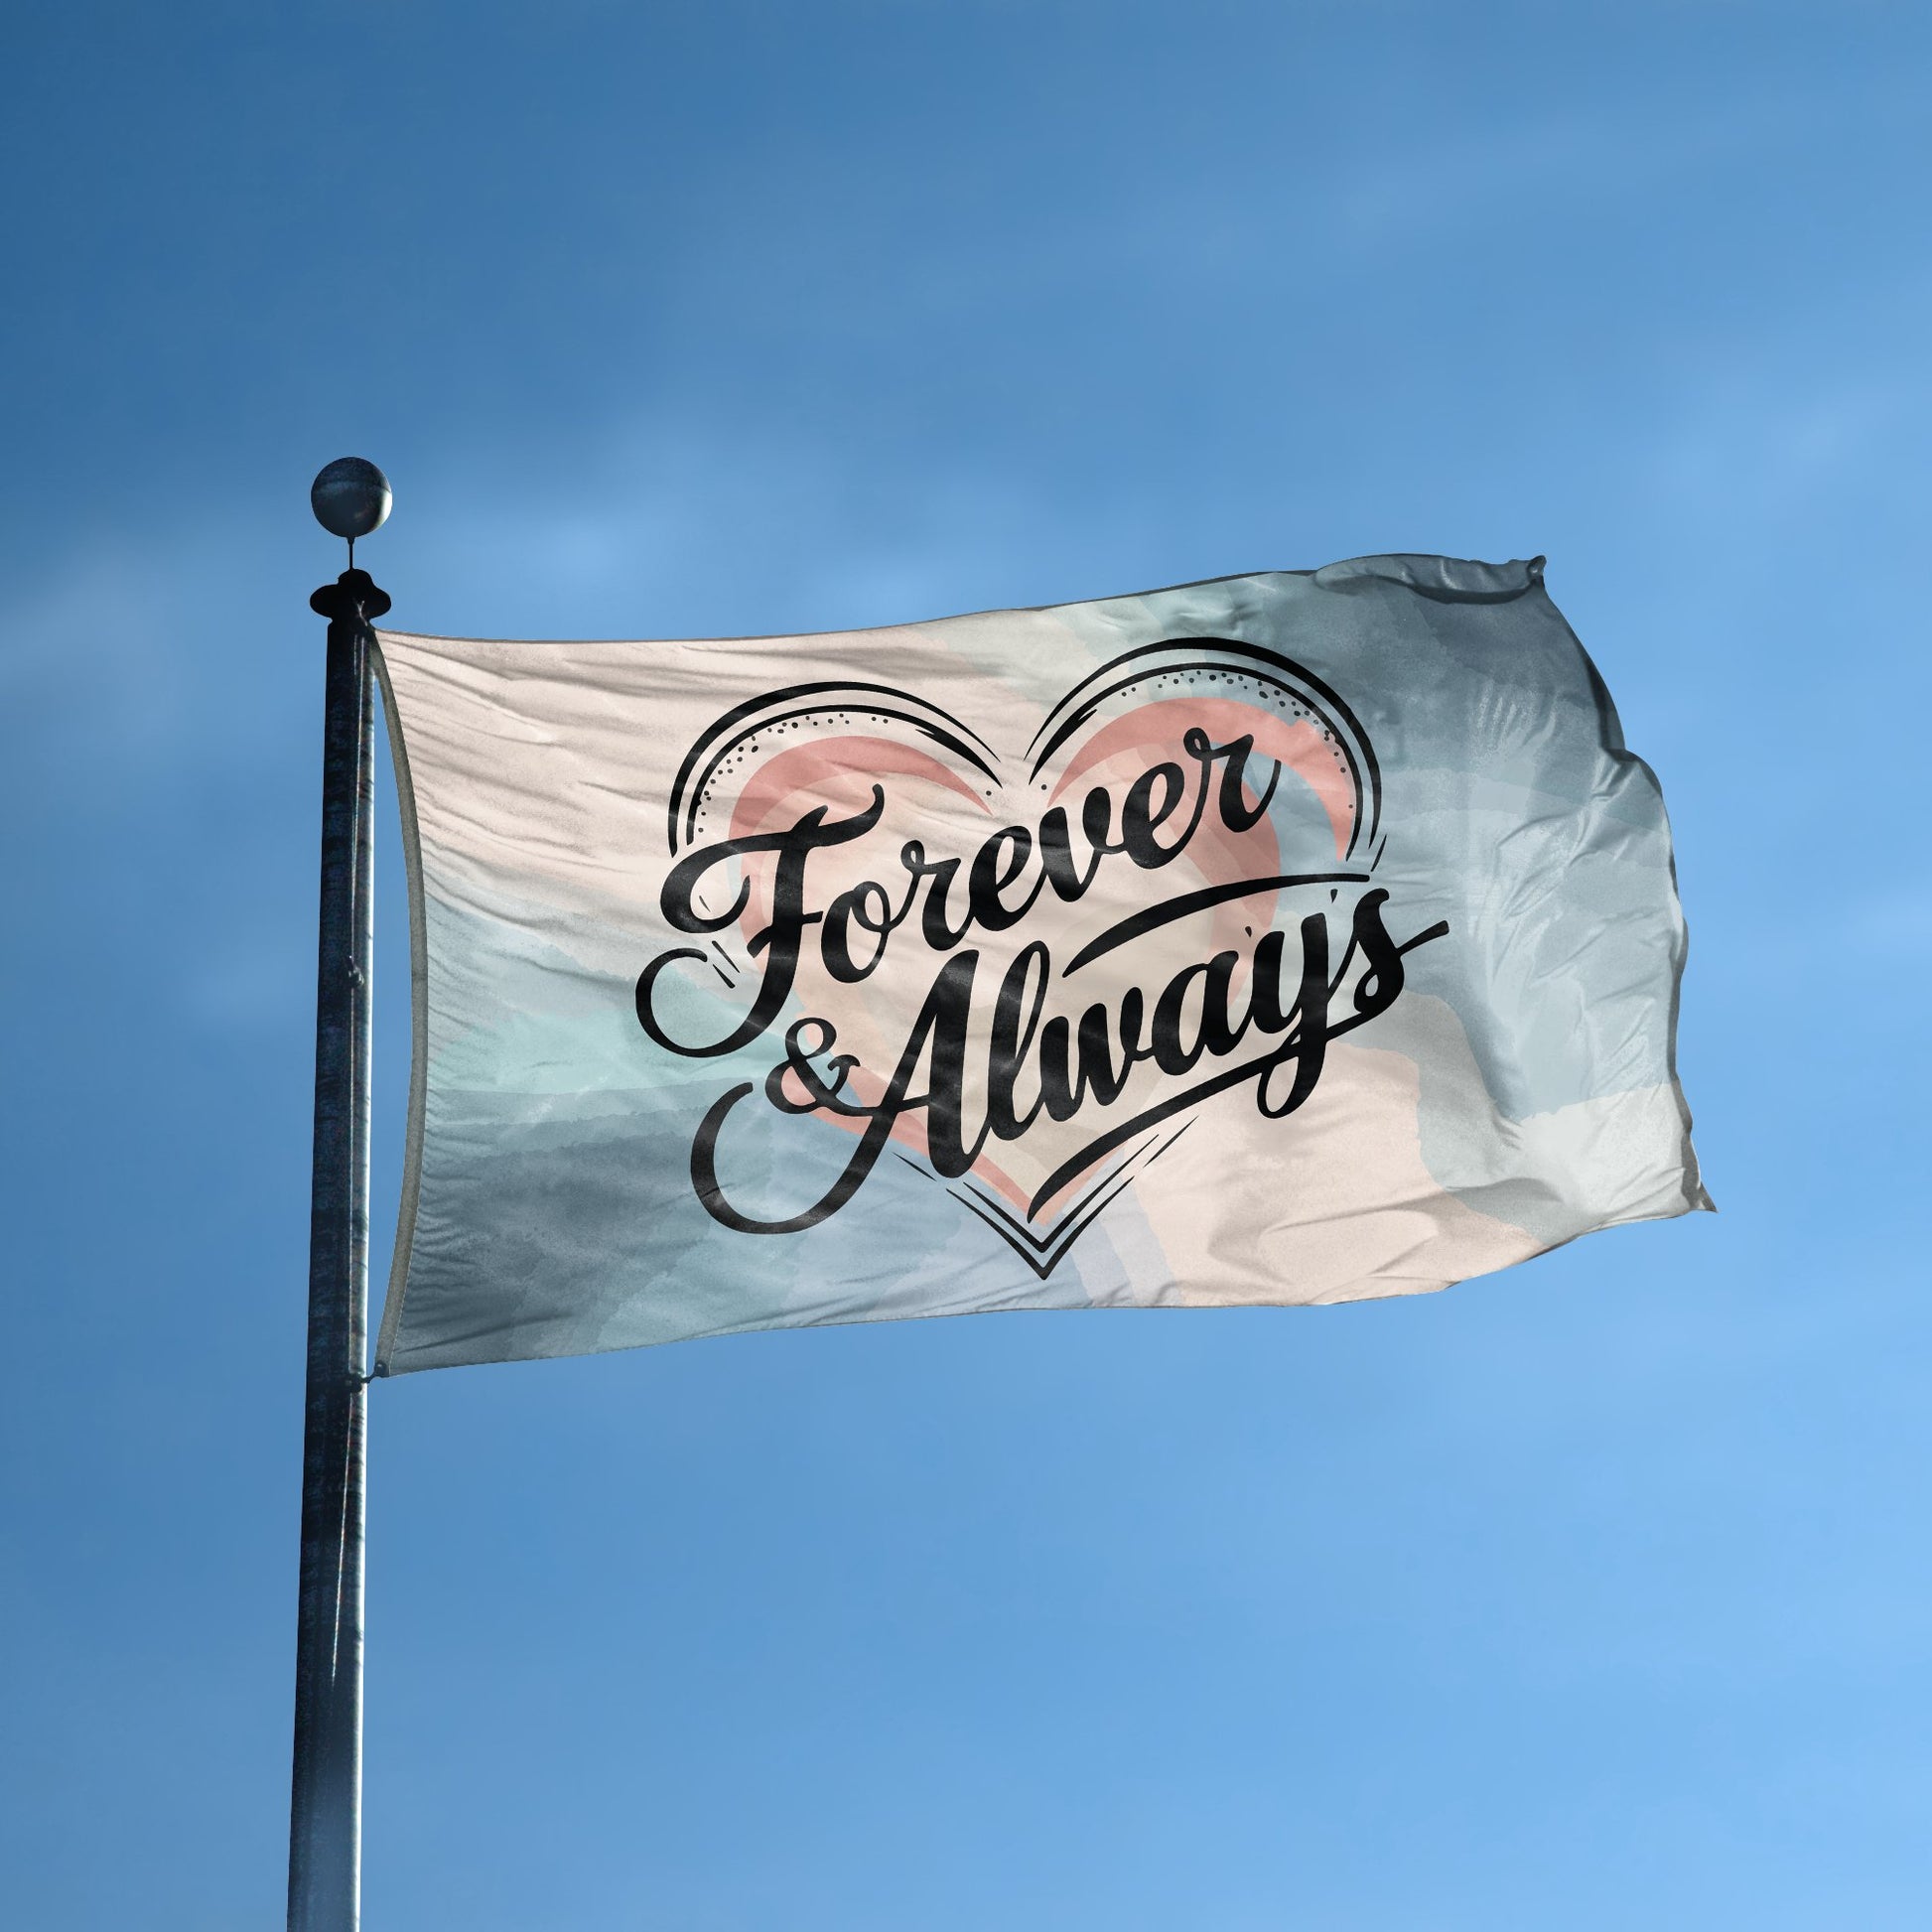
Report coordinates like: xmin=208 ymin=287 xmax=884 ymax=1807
xmin=369 ymin=553 xmax=1709 ymax=1375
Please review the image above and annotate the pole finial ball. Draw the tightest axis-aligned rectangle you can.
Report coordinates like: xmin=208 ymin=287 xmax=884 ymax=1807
xmin=311 ymin=458 xmax=393 ymax=541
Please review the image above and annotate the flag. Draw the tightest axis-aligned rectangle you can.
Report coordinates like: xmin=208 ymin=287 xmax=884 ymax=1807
xmin=370 ymin=553 xmax=1708 ymax=1374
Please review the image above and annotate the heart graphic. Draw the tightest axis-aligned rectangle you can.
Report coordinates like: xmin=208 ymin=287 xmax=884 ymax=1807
xmin=641 ymin=638 xmax=1390 ymax=1274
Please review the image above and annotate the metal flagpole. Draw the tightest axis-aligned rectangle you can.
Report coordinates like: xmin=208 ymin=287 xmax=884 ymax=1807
xmin=290 ymin=459 xmax=392 ymax=1932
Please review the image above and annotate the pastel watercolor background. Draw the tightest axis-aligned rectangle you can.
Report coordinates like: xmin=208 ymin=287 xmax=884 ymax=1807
xmin=4 ymin=6 xmax=1929 ymax=1929
xmin=374 ymin=558 xmax=1703 ymax=1372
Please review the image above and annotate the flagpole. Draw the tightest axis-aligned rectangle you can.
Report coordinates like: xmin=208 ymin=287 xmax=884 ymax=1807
xmin=290 ymin=461 xmax=392 ymax=1932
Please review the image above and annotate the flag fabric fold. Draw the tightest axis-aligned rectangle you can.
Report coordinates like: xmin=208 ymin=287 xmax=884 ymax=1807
xmin=371 ymin=554 xmax=1708 ymax=1375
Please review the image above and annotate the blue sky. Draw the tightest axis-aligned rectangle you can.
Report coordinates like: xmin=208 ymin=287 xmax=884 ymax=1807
xmin=3 ymin=3 xmax=1929 ymax=1926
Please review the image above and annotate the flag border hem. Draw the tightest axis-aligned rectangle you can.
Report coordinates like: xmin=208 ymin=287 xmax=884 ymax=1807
xmin=370 ymin=639 xmax=430 ymax=1376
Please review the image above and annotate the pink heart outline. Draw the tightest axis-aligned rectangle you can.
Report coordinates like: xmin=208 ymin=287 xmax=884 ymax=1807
xmin=668 ymin=639 xmax=1380 ymax=1270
